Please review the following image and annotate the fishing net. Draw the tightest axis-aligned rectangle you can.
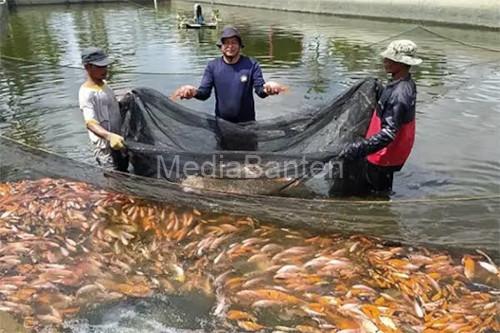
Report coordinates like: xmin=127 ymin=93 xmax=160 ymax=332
xmin=0 ymin=73 xmax=498 ymax=256
xmin=119 ymin=78 xmax=380 ymax=197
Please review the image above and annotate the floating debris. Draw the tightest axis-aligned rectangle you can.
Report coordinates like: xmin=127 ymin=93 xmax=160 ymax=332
xmin=0 ymin=178 xmax=498 ymax=332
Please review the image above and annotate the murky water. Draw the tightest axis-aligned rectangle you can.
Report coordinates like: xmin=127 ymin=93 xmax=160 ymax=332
xmin=1 ymin=2 xmax=499 ymax=198
xmin=64 ymin=295 xmax=213 ymax=333
xmin=0 ymin=2 xmax=499 ymax=331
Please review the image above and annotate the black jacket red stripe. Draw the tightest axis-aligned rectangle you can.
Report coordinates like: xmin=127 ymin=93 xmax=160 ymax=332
xmin=362 ymin=74 xmax=416 ymax=170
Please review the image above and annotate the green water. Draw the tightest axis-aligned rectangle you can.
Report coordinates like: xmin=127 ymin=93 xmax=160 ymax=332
xmin=0 ymin=3 xmax=499 ymax=330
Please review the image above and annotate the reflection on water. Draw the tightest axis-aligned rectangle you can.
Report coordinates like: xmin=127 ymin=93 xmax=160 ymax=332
xmin=1 ymin=2 xmax=499 ymax=199
xmin=1 ymin=3 xmax=499 ymax=332
xmin=0 ymin=1 xmax=497 ymax=227
xmin=0 ymin=0 xmax=498 ymax=266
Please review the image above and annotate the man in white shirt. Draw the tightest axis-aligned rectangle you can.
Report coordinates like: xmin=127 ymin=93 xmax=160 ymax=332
xmin=78 ymin=47 xmax=128 ymax=171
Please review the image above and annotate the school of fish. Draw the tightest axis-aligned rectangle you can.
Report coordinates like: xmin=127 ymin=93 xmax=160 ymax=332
xmin=0 ymin=178 xmax=498 ymax=332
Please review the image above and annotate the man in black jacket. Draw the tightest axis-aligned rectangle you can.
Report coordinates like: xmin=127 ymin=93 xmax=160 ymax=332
xmin=340 ymin=40 xmax=422 ymax=195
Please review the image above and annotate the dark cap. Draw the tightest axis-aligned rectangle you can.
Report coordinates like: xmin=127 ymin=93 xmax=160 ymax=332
xmin=81 ymin=47 xmax=113 ymax=66
xmin=216 ymin=26 xmax=244 ymax=48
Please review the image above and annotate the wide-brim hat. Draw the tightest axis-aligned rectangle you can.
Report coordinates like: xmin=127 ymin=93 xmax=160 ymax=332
xmin=216 ymin=26 xmax=244 ymax=48
xmin=81 ymin=47 xmax=113 ymax=67
xmin=380 ymin=39 xmax=422 ymax=66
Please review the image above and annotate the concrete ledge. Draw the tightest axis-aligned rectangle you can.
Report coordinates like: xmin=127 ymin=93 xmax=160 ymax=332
xmin=188 ymin=0 xmax=500 ymax=29
xmin=11 ymin=0 xmax=124 ymax=5
xmin=5 ymin=0 xmax=499 ymax=29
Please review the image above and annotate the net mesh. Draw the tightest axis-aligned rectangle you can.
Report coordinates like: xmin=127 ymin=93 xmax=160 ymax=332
xmin=120 ymin=78 xmax=380 ymax=196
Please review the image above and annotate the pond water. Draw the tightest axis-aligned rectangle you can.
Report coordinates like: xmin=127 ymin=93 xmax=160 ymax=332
xmin=0 ymin=2 xmax=499 ymax=331
xmin=1 ymin=1 xmax=499 ymax=199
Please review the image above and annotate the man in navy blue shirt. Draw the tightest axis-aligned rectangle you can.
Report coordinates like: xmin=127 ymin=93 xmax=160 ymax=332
xmin=173 ymin=26 xmax=286 ymax=123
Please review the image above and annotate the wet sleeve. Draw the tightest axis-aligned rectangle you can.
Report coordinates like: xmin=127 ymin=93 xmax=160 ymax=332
xmin=195 ymin=63 xmax=214 ymax=101
xmin=252 ymin=61 xmax=268 ymax=99
xmin=346 ymin=92 xmax=409 ymax=159
xmin=365 ymin=94 xmax=409 ymax=155
xmin=79 ymin=88 xmax=99 ymax=126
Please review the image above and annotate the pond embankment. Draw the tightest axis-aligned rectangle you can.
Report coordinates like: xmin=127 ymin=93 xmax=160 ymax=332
xmin=186 ymin=0 xmax=500 ymax=29
xmin=4 ymin=0 xmax=499 ymax=29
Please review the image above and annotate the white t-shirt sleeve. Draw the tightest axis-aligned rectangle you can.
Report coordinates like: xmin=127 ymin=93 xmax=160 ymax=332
xmin=79 ymin=87 xmax=97 ymax=123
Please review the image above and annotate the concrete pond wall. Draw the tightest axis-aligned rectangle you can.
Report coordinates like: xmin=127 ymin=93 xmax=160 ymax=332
xmin=186 ymin=0 xmax=500 ymax=29
xmin=3 ymin=0 xmax=500 ymax=29
xmin=9 ymin=0 xmax=122 ymax=4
